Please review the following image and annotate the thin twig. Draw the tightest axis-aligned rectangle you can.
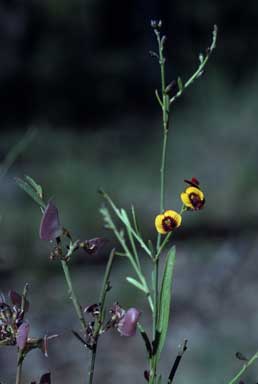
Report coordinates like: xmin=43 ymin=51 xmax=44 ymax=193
xmin=168 ymin=340 xmax=188 ymax=383
xmin=15 ymin=284 xmax=29 ymax=384
xmin=88 ymin=249 xmax=115 ymax=384
xmin=226 ymin=351 xmax=258 ymax=384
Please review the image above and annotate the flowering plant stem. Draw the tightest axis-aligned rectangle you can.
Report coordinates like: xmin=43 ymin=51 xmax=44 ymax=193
xmin=61 ymin=260 xmax=87 ymax=331
xmin=99 ymin=23 xmax=217 ymax=384
xmin=15 ymin=283 xmax=29 ymax=384
xmin=87 ymin=249 xmax=115 ymax=384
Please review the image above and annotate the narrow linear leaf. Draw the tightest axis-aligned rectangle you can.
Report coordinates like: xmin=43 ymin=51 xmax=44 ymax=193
xmin=25 ymin=175 xmax=43 ymax=199
xmin=126 ymin=277 xmax=148 ymax=294
xmin=156 ymin=245 xmax=176 ymax=361
xmin=131 ymin=205 xmax=140 ymax=235
xmin=15 ymin=177 xmax=46 ymax=209
xmin=177 ymin=77 xmax=183 ymax=93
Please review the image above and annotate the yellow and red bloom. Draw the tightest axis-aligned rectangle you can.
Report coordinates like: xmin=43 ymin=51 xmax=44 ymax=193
xmin=155 ymin=210 xmax=182 ymax=234
xmin=181 ymin=178 xmax=205 ymax=210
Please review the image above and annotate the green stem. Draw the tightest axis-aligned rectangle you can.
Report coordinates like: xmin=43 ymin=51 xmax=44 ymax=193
xmin=15 ymin=284 xmax=29 ymax=384
xmin=152 ymin=258 xmax=159 ymax=338
xmin=156 ymin=31 xmax=170 ymax=252
xmin=61 ymin=260 xmax=86 ymax=330
xmin=88 ymin=249 xmax=115 ymax=384
xmin=88 ymin=345 xmax=97 ymax=384
xmin=226 ymin=351 xmax=258 ymax=384
xmin=151 ymin=28 xmax=170 ymax=384
xmin=15 ymin=358 xmax=23 ymax=384
xmin=169 ymin=25 xmax=217 ymax=105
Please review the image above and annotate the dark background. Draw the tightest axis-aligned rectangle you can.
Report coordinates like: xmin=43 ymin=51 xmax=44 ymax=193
xmin=1 ymin=1 xmax=258 ymax=383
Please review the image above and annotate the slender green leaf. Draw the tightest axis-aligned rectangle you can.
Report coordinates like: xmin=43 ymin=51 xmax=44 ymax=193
xmin=177 ymin=77 xmax=183 ymax=92
xmin=131 ymin=205 xmax=140 ymax=235
xmin=126 ymin=277 xmax=148 ymax=294
xmin=156 ymin=245 xmax=176 ymax=361
xmin=25 ymin=175 xmax=43 ymax=199
xmin=15 ymin=177 xmax=46 ymax=209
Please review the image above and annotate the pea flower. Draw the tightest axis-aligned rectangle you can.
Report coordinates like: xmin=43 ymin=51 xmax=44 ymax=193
xmin=108 ymin=304 xmax=141 ymax=337
xmin=155 ymin=210 xmax=182 ymax=234
xmin=181 ymin=178 xmax=205 ymax=210
xmin=117 ymin=308 xmax=141 ymax=337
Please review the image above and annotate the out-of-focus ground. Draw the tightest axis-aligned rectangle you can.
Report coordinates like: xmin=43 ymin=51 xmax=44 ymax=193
xmin=1 ymin=1 xmax=258 ymax=383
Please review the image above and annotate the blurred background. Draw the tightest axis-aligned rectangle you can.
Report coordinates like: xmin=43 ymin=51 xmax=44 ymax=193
xmin=1 ymin=0 xmax=258 ymax=383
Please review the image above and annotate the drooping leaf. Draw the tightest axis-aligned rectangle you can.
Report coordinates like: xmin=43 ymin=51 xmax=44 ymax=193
xmin=156 ymin=246 xmax=176 ymax=361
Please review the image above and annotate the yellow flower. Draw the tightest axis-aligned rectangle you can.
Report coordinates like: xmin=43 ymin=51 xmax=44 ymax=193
xmin=181 ymin=186 xmax=205 ymax=210
xmin=155 ymin=210 xmax=182 ymax=234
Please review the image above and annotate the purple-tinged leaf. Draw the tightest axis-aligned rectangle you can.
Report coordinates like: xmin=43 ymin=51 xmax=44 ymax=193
xmin=39 ymin=202 xmax=62 ymax=241
xmin=16 ymin=321 xmax=30 ymax=350
xmin=117 ymin=308 xmax=141 ymax=337
xmin=9 ymin=290 xmax=30 ymax=313
xmin=39 ymin=373 xmax=51 ymax=384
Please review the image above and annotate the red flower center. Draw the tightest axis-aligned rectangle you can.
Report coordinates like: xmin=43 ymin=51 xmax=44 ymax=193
xmin=162 ymin=216 xmax=177 ymax=232
xmin=189 ymin=193 xmax=205 ymax=210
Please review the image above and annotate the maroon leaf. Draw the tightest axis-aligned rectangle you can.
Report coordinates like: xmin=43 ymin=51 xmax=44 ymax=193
xmin=39 ymin=202 xmax=62 ymax=241
xmin=16 ymin=321 xmax=30 ymax=350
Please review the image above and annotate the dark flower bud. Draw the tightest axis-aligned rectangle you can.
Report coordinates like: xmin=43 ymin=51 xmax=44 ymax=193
xmin=79 ymin=237 xmax=107 ymax=255
xmin=39 ymin=202 xmax=62 ymax=241
xmin=144 ymin=370 xmax=150 ymax=381
xmin=16 ymin=321 xmax=30 ymax=350
xmin=39 ymin=373 xmax=51 ymax=384
xmin=84 ymin=303 xmax=100 ymax=317
xmin=117 ymin=308 xmax=141 ymax=337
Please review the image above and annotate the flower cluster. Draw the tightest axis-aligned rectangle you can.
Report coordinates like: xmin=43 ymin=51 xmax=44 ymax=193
xmin=155 ymin=178 xmax=205 ymax=234
xmin=0 ymin=290 xmax=57 ymax=357
xmin=78 ymin=303 xmax=141 ymax=350
xmin=39 ymin=202 xmax=106 ymax=261
xmin=0 ymin=291 xmax=29 ymax=347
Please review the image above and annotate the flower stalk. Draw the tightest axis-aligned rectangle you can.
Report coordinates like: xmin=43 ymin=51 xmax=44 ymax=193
xmin=15 ymin=283 xmax=29 ymax=384
xmin=88 ymin=249 xmax=115 ymax=384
